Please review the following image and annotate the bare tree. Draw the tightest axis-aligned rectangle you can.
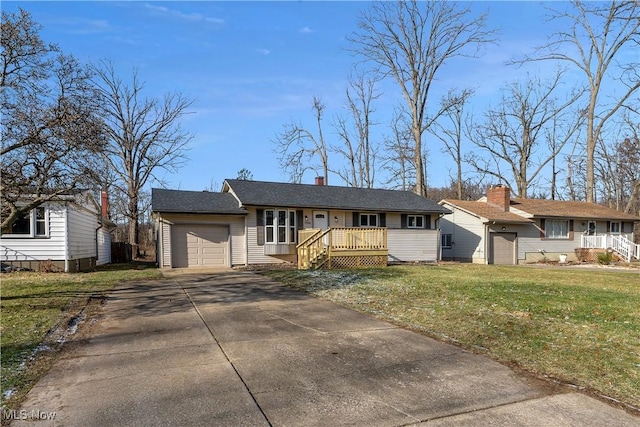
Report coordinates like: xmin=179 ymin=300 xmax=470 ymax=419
xmin=517 ymin=0 xmax=640 ymax=202
xmin=1 ymin=9 xmax=104 ymax=230
xmin=429 ymin=88 xmax=474 ymax=199
xmin=381 ymin=109 xmax=414 ymax=191
xmin=597 ymin=115 xmax=640 ymax=214
xmin=349 ymin=0 xmax=494 ymax=196
xmin=332 ymin=72 xmax=380 ymax=188
xmin=92 ymin=60 xmax=193 ymax=256
xmin=273 ymin=96 xmax=329 ymax=184
xmin=467 ymin=71 xmax=583 ymax=198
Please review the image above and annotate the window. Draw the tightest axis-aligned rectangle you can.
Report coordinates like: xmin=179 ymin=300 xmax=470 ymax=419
xmin=610 ymin=221 xmax=621 ymax=233
xmin=289 ymin=211 xmax=296 ymax=243
xmin=264 ymin=209 xmax=296 ymax=244
xmin=587 ymin=221 xmax=596 ymax=236
xmin=546 ymin=219 xmax=569 ymax=239
xmin=407 ymin=215 xmax=424 ymax=228
xmin=441 ymin=234 xmax=452 ymax=249
xmin=359 ymin=213 xmax=378 ymax=227
xmin=1 ymin=207 xmax=47 ymax=237
xmin=265 ymin=210 xmax=275 ymax=243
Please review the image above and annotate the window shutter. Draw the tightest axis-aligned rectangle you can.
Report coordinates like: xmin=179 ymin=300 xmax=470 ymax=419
xmin=425 ymin=214 xmax=431 ymax=229
xmin=540 ymin=218 xmax=545 ymax=239
xmin=256 ymin=209 xmax=264 ymax=246
xmin=569 ymin=220 xmax=574 ymax=240
xmin=379 ymin=213 xmax=386 ymax=227
xmin=352 ymin=212 xmax=359 ymax=227
xmin=606 ymin=221 xmax=611 ymax=233
xmin=296 ymin=210 xmax=304 ymax=230
xmin=401 ymin=214 xmax=407 ymax=229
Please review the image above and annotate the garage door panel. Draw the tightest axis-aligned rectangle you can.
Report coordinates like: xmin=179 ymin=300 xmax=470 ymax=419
xmin=172 ymin=225 xmax=229 ymax=268
xmin=203 ymin=247 xmax=225 ymax=255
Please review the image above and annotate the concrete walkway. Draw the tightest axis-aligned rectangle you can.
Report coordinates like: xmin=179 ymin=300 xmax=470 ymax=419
xmin=12 ymin=270 xmax=639 ymax=426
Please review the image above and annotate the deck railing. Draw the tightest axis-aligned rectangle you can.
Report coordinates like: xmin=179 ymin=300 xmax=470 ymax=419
xmin=296 ymin=227 xmax=388 ymax=269
xmin=331 ymin=227 xmax=387 ymax=250
xmin=581 ymin=234 xmax=639 ymax=262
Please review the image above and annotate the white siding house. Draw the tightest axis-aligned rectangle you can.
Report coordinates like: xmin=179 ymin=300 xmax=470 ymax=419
xmin=1 ymin=191 xmax=112 ymax=272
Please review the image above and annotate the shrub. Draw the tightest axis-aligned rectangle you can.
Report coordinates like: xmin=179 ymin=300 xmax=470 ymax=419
xmin=597 ymin=250 xmax=613 ymax=265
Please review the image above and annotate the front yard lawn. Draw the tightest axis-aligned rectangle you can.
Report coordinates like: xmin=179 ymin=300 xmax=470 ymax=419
xmin=0 ymin=263 xmax=163 ymax=411
xmin=264 ymin=264 xmax=640 ymax=410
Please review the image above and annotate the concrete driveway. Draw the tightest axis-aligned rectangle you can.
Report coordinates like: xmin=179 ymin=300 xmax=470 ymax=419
xmin=12 ymin=270 xmax=639 ymax=426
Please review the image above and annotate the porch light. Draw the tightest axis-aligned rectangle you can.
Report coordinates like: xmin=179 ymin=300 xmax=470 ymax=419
xmin=334 ymin=216 xmax=339 ymax=223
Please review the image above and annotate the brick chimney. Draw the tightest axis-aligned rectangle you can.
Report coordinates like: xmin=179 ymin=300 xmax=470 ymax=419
xmin=101 ymin=191 xmax=109 ymax=220
xmin=487 ymin=184 xmax=511 ymax=212
xmin=315 ymin=176 xmax=325 ymax=186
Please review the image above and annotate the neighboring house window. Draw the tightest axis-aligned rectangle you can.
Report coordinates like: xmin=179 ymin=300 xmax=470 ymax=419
xmin=407 ymin=215 xmax=424 ymax=228
xmin=441 ymin=234 xmax=452 ymax=249
xmin=264 ymin=209 xmax=296 ymax=244
xmin=1 ymin=207 xmax=47 ymax=237
xmin=359 ymin=213 xmax=378 ymax=227
xmin=545 ymin=219 xmax=570 ymax=239
xmin=587 ymin=221 xmax=596 ymax=236
xmin=610 ymin=221 xmax=621 ymax=234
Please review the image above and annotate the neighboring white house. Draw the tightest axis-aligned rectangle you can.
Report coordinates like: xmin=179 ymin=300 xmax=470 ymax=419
xmin=1 ymin=190 xmax=114 ymax=272
xmin=439 ymin=185 xmax=640 ymax=264
xmin=152 ymin=178 xmax=451 ymax=269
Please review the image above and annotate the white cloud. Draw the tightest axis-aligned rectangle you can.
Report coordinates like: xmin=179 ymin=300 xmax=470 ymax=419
xmin=143 ymin=3 xmax=225 ymax=25
xmin=299 ymin=26 xmax=314 ymax=34
xmin=258 ymin=48 xmax=271 ymax=55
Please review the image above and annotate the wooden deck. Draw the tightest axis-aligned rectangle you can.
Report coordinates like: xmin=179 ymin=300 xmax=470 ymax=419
xmin=297 ymin=228 xmax=388 ymax=269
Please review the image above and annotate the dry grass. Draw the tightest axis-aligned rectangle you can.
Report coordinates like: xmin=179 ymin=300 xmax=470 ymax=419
xmin=0 ymin=263 xmax=163 ymax=412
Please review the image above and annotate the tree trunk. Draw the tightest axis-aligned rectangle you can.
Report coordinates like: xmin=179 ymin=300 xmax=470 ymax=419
xmin=128 ymin=193 xmax=140 ymax=258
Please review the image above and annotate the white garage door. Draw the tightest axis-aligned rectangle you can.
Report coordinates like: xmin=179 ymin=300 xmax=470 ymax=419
xmin=172 ymin=225 xmax=229 ymax=268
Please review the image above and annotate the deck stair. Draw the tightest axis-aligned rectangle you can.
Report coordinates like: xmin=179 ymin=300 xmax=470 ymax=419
xmin=581 ymin=234 xmax=640 ymax=262
xmin=297 ymin=227 xmax=388 ymax=269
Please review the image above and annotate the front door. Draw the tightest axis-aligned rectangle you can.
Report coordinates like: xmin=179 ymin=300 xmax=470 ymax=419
xmin=313 ymin=211 xmax=329 ymax=247
xmin=313 ymin=211 xmax=329 ymax=230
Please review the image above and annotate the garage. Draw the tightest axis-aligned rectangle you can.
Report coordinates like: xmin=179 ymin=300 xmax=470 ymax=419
xmin=171 ymin=224 xmax=229 ymax=268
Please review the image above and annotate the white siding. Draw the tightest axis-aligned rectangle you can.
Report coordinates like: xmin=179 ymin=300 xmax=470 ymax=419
xmin=1 ymin=203 xmax=68 ymax=263
xmin=97 ymin=228 xmax=111 ymax=265
xmin=67 ymin=204 xmax=99 ymax=260
xmin=388 ymin=229 xmax=440 ymax=262
xmin=161 ymin=221 xmax=171 ymax=268
xmin=439 ymin=205 xmax=486 ymax=263
xmin=247 ymin=208 xmax=286 ymax=264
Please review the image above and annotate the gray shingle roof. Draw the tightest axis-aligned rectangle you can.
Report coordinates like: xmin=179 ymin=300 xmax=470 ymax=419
xmin=224 ymin=179 xmax=450 ymax=213
xmin=151 ymin=188 xmax=247 ymax=214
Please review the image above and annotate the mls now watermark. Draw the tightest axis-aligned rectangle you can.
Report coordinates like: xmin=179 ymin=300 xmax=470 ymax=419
xmin=3 ymin=409 xmax=57 ymax=421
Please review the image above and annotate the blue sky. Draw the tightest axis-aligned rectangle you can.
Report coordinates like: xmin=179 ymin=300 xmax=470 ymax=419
xmin=5 ymin=1 xmax=571 ymax=192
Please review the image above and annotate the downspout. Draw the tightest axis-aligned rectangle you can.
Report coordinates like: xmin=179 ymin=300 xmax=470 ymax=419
xmin=64 ymin=204 xmax=70 ymax=272
xmin=244 ymin=214 xmax=249 ymax=267
xmin=484 ymin=223 xmax=490 ymax=265
xmin=95 ymin=217 xmax=103 ymax=267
